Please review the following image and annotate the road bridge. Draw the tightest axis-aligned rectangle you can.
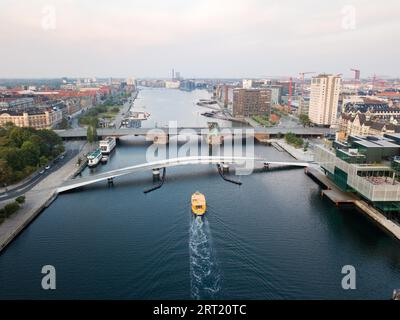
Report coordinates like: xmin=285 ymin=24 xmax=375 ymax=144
xmin=55 ymin=126 xmax=333 ymax=140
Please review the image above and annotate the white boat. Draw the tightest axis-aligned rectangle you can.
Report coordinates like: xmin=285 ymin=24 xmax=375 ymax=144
xmin=99 ymin=136 xmax=116 ymax=154
xmin=87 ymin=149 xmax=102 ymax=167
xmin=128 ymin=110 xmax=150 ymax=121
xmin=101 ymin=155 xmax=109 ymax=163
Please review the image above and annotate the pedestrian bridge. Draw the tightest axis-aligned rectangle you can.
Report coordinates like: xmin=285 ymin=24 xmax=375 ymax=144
xmin=57 ymin=156 xmax=310 ymax=193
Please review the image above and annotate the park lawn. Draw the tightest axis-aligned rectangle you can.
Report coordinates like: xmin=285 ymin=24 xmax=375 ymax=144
xmin=98 ymin=105 xmax=121 ymax=118
xmin=252 ymin=114 xmax=276 ymax=127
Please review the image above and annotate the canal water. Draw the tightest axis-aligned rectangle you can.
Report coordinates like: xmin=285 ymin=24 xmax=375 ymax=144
xmin=0 ymin=88 xmax=399 ymax=299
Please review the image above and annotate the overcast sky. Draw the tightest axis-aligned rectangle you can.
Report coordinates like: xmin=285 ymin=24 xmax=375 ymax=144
xmin=0 ymin=0 xmax=399 ymax=79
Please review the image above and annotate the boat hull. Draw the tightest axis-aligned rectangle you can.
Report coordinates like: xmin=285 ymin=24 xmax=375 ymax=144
xmin=191 ymin=192 xmax=206 ymax=216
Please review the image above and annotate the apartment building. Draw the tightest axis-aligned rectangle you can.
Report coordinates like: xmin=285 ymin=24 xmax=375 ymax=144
xmin=308 ymin=74 xmax=341 ymax=126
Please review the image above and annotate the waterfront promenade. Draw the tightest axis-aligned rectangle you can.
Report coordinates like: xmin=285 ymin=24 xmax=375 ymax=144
xmin=0 ymin=143 xmax=92 ymax=253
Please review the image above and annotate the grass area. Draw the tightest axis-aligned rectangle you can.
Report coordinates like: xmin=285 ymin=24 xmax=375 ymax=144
xmin=78 ymin=105 xmax=121 ymax=126
xmin=285 ymin=132 xmax=304 ymax=149
xmin=252 ymin=114 xmax=276 ymax=127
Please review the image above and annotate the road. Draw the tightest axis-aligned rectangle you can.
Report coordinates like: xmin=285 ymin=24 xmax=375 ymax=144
xmin=277 ymin=114 xmax=301 ymax=129
xmin=0 ymin=141 xmax=84 ymax=201
xmin=114 ymin=97 xmax=133 ymax=129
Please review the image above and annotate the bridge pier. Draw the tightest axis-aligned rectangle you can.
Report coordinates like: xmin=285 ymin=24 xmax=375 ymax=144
xmin=254 ymin=133 xmax=270 ymax=144
xmin=222 ymin=163 xmax=229 ymax=173
xmin=207 ymin=134 xmax=223 ymax=146
xmin=152 ymin=168 xmax=161 ymax=182
xmin=146 ymin=133 xmax=169 ymax=145
xmin=107 ymin=177 xmax=114 ymax=186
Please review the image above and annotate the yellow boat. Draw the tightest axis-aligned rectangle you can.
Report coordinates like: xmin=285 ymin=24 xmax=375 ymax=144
xmin=191 ymin=191 xmax=206 ymax=216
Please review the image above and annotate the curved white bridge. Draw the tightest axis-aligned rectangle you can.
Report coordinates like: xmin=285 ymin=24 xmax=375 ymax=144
xmin=57 ymin=156 xmax=309 ymax=193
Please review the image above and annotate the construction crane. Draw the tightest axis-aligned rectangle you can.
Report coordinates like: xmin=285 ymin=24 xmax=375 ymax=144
xmin=350 ymin=68 xmax=361 ymax=94
xmin=288 ymin=77 xmax=292 ymax=109
xmin=369 ymin=74 xmax=388 ymax=92
xmin=297 ymin=72 xmax=315 ymax=114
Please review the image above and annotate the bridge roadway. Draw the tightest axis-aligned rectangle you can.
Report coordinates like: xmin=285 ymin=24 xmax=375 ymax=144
xmin=57 ymin=156 xmax=310 ymax=193
xmin=55 ymin=126 xmax=333 ymax=139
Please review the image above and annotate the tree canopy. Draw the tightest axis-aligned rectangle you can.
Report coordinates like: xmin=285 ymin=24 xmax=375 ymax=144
xmin=0 ymin=124 xmax=64 ymax=184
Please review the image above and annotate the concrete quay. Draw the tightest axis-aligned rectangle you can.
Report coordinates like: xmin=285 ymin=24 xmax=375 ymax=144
xmin=0 ymin=143 xmax=92 ymax=253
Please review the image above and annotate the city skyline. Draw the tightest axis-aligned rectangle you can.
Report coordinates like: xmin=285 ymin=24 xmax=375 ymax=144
xmin=0 ymin=0 xmax=399 ymax=78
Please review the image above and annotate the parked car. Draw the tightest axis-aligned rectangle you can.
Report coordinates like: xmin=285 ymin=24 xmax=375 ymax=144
xmin=45 ymin=165 xmax=51 ymax=170
xmin=39 ymin=169 xmax=45 ymax=174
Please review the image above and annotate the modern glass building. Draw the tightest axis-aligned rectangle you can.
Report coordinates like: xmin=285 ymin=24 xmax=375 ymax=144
xmin=315 ymin=134 xmax=400 ymax=213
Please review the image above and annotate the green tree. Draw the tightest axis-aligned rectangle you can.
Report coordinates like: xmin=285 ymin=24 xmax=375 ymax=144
xmin=8 ymin=127 xmax=31 ymax=148
xmin=15 ymin=195 xmax=26 ymax=205
xmin=299 ymin=114 xmax=311 ymax=128
xmin=21 ymin=140 xmax=40 ymax=166
xmin=303 ymin=141 xmax=309 ymax=152
xmin=5 ymin=147 xmax=26 ymax=171
xmin=0 ymin=159 xmax=12 ymax=185
xmin=59 ymin=117 xmax=71 ymax=129
xmin=4 ymin=202 xmax=20 ymax=217
xmin=285 ymin=132 xmax=304 ymax=148
xmin=87 ymin=125 xmax=97 ymax=143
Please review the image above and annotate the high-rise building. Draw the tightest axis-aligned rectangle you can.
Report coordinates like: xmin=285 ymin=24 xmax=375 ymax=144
xmin=242 ymin=79 xmax=253 ymax=89
xmin=232 ymin=88 xmax=271 ymax=118
xmin=308 ymin=74 xmax=341 ymax=126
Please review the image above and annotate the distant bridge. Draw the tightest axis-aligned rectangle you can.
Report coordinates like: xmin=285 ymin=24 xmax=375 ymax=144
xmin=55 ymin=127 xmax=332 ymax=140
xmin=57 ymin=156 xmax=309 ymax=193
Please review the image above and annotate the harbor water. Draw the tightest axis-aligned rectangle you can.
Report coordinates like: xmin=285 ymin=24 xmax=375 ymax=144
xmin=0 ymin=88 xmax=399 ymax=299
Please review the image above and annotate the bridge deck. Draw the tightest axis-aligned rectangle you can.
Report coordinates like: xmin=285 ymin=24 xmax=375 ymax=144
xmin=57 ymin=156 xmax=309 ymax=193
xmin=55 ymin=127 xmax=333 ymax=139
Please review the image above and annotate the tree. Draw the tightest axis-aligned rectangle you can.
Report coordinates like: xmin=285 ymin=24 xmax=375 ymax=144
xmin=21 ymin=140 xmax=40 ymax=166
xmin=5 ymin=147 xmax=26 ymax=171
xmin=303 ymin=141 xmax=309 ymax=152
xmin=87 ymin=125 xmax=97 ymax=143
xmin=0 ymin=159 xmax=12 ymax=185
xmin=4 ymin=202 xmax=20 ymax=217
xmin=8 ymin=127 xmax=31 ymax=148
xmin=59 ymin=117 xmax=71 ymax=129
xmin=285 ymin=132 xmax=304 ymax=148
xmin=299 ymin=114 xmax=311 ymax=128
xmin=15 ymin=195 xmax=25 ymax=205
xmin=0 ymin=125 xmax=64 ymax=184
xmin=0 ymin=208 xmax=5 ymax=223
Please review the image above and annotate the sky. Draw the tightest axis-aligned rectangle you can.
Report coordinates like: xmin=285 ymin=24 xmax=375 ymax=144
xmin=0 ymin=0 xmax=399 ymax=79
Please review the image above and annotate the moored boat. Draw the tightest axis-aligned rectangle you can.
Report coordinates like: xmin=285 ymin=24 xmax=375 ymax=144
xmin=87 ymin=148 xmax=102 ymax=167
xmin=101 ymin=155 xmax=109 ymax=164
xmin=99 ymin=136 xmax=116 ymax=154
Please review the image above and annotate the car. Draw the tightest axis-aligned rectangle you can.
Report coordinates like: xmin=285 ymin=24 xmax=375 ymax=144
xmin=60 ymin=155 xmax=65 ymax=160
xmin=39 ymin=170 xmax=45 ymax=174
xmin=45 ymin=165 xmax=51 ymax=170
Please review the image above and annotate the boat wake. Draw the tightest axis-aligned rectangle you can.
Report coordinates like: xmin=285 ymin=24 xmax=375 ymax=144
xmin=189 ymin=216 xmax=221 ymax=300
